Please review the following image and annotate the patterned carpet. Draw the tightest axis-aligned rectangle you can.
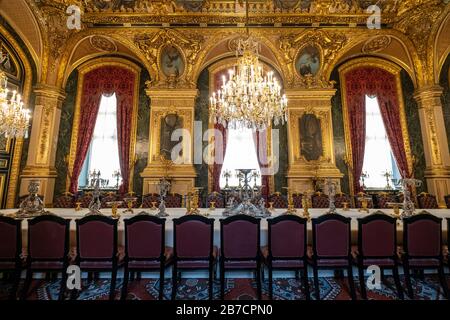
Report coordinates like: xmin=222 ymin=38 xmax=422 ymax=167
xmin=0 ymin=275 xmax=448 ymax=300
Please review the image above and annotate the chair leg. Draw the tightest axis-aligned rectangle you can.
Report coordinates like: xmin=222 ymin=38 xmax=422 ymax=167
xmin=302 ymin=268 xmax=310 ymax=301
xmin=21 ymin=269 xmax=32 ymax=300
xmin=347 ymin=266 xmax=356 ymax=300
xmin=9 ymin=269 xmax=21 ymax=300
xmin=121 ymin=265 xmax=129 ymax=301
xmin=403 ymin=262 xmax=414 ymax=299
xmin=109 ymin=268 xmax=117 ymax=300
xmin=392 ymin=266 xmax=404 ymax=300
xmin=59 ymin=270 xmax=68 ymax=301
xmin=208 ymin=263 xmax=213 ymax=300
xmin=171 ymin=264 xmax=177 ymax=301
xmin=268 ymin=265 xmax=273 ymax=300
xmin=220 ymin=262 xmax=225 ymax=300
xmin=438 ymin=265 xmax=449 ymax=299
xmin=358 ymin=265 xmax=367 ymax=299
xmin=256 ymin=263 xmax=262 ymax=300
xmin=157 ymin=267 xmax=164 ymax=300
xmin=313 ymin=266 xmax=320 ymax=300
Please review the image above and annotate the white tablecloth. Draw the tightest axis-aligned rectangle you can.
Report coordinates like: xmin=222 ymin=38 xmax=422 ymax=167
xmin=1 ymin=208 xmax=449 ymax=249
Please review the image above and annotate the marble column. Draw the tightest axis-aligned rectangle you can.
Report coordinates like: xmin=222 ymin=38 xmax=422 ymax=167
xmin=140 ymin=88 xmax=198 ymax=196
xmin=18 ymin=84 xmax=65 ymax=207
xmin=414 ymin=85 xmax=450 ymax=207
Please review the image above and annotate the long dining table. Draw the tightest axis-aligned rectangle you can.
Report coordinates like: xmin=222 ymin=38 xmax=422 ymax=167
xmin=1 ymin=207 xmax=449 ymax=249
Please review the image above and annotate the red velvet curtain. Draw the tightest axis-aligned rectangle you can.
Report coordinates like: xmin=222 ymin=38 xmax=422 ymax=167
xmin=344 ymin=67 xmax=410 ymax=193
xmin=212 ymin=123 xmax=227 ymax=192
xmin=69 ymin=66 xmax=136 ymax=194
xmin=253 ymin=130 xmax=270 ymax=198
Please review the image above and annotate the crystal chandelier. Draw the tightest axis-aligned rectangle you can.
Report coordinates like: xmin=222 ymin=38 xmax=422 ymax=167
xmin=0 ymin=71 xmax=30 ymax=138
xmin=209 ymin=1 xmax=287 ymax=130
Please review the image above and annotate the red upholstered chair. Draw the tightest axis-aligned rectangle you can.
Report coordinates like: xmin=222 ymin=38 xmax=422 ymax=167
xmin=172 ymin=215 xmax=217 ymax=300
xmin=220 ymin=215 xmax=261 ymax=300
xmin=263 ymin=215 xmax=309 ymax=300
xmin=334 ymin=193 xmax=350 ymax=208
xmin=309 ymin=214 xmax=356 ymax=300
xmin=356 ymin=213 xmax=403 ymax=299
xmin=292 ymin=193 xmax=303 ymax=208
xmin=0 ymin=216 xmax=23 ymax=300
xmin=268 ymin=192 xmax=288 ymax=208
xmin=77 ymin=193 xmax=93 ymax=208
xmin=374 ymin=193 xmax=398 ymax=209
xmin=207 ymin=192 xmax=225 ymax=208
xmin=165 ymin=193 xmax=182 ymax=208
xmin=142 ymin=193 xmax=161 ymax=208
xmin=416 ymin=193 xmax=439 ymax=209
xmin=311 ymin=192 xmax=329 ymax=208
xmin=444 ymin=195 xmax=450 ymax=209
xmin=53 ymin=194 xmax=75 ymax=208
xmin=22 ymin=215 xmax=70 ymax=300
xmin=75 ymin=215 xmax=120 ymax=300
xmin=402 ymin=213 xmax=448 ymax=299
xmin=122 ymin=215 xmax=173 ymax=300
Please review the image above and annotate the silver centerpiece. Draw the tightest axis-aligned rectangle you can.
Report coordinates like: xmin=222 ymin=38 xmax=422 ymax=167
xmin=17 ymin=180 xmax=47 ymax=217
xmin=324 ymin=178 xmax=337 ymax=214
xmin=86 ymin=184 xmax=103 ymax=216
xmin=223 ymin=169 xmax=270 ymax=217
xmin=157 ymin=177 xmax=171 ymax=217
xmin=399 ymin=177 xmax=422 ymax=218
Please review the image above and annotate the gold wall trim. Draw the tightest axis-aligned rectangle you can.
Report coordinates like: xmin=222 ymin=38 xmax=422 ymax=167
xmin=0 ymin=24 xmax=34 ymax=208
xmin=66 ymin=57 xmax=141 ymax=193
xmin=338 ymin=57 xmax=413 ymax=197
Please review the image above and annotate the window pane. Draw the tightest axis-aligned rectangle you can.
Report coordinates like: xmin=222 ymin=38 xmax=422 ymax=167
xmin=78 ymin=94 xmax=121 ymax=188
xmin=362 ymin=95 xmax=399 ymax=189
xmin=220 ymin=128 xmax=261 ymax=188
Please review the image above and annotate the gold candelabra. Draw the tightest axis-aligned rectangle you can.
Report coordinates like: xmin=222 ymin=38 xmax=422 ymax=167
xmin=302 ymin=190 xmax=312 ymax=221
xmin=283 ymin=187 xmax=297 ymax=214
xmin=187 ymin=188 xmax=201 ymax=215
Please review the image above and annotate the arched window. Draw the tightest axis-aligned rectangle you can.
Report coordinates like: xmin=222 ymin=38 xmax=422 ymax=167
xmin=219 ymin=128 xmax=261 ymax=188
xmin=362 ymin=95 xmax=400 ymax=189
xmin=78 ymin=94 xmax=121 ymax=188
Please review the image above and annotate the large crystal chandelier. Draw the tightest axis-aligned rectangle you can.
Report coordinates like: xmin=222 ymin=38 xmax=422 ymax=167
xmin=209 ymin=1 xmax=287 ymax=130
xmin=0 ymin=71 xmax=30 ymax=138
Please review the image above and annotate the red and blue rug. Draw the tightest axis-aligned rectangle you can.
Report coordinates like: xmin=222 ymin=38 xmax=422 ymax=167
xmin=0 ymin=275 xmax=448 ymax=300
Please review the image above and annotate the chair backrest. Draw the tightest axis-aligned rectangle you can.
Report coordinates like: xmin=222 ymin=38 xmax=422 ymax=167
xmin=417 ymin=193 xmax=439 ymax=209
xmin=53 ymin=195 xmax=75 ymax=208
xmin=403 ymin=213 xmax=442 ymax=257
xmin=358 ymin=213 xmax=397 ymax=257
xmin=207 ymin=192 xmax=225 ymax=208
xmin=101 ymin=193 xmax=118 ymax=208
xmin=0 ymin=216 xmax=22 ymax=261
xmin=268 ymin=193 xmax=288 ymax=208
xmin=165 ymin=193 xmax=182 ymax=208
xmin=28 ymin=215 xmax=70 ymax=260
xmin=142 ymin=193 xmax=160 ymax=208
xmin=77 ymin=193 xmax=93 ymax=208
xmin=268 ymin=215 xmax=307 ymax=259
xmin=125 ymin=215 xmax=165 ymax=260
xmin=311 ymin=192 xmax=329 ymax=208
xmin=312 ymin=214 xmax=351 ymax=258
xmin=292 ymin=193 xmax=303 ymax=208
xmin=76 ymin=215 xmax=117 ymax=260
xmin=221 ymin=215 xmax=260 ymax=260
xmin=375 ymin=193 xmax=398 ymax=209
xmin=173 ymin=215 xmax=214 ymax=259
xmin=334 ymin=193 xmax=349 ymax=208
xmin=444 ymin=195 xmax=450 ymax=209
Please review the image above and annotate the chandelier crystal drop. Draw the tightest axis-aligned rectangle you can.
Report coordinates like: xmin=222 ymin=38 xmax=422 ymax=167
xmin=0 ymin=71 xmax=31 ymax=139
xmin=209 ymin=13 xmax=287 ymax=130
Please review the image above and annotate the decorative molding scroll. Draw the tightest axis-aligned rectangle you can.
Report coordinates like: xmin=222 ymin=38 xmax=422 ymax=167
xmin=90 ymin=36 xmax=118 ymax=52
xmin=279 ymin=29 xmax=346 ymax=88
xmin=134 ymin=29 xmax=204 ymax=88
xmin=362 ymin=35 xmax=392 ymax=53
